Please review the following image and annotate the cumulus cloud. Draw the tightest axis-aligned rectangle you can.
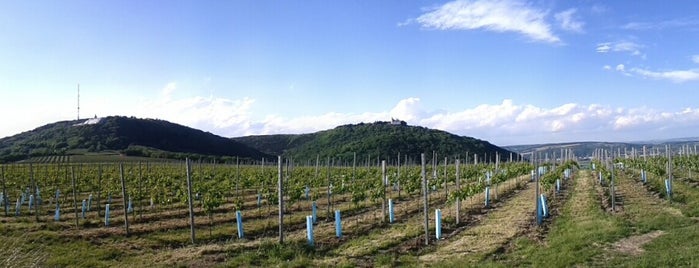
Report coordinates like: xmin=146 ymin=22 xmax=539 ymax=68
xmin=596 ymin=41 xmax=643 ymax=56
xmin=693 ymin=55 xmax=699 ymax=64
xmin=414 ymin=0 xmax=560 ymax=43
xmin=132 ymin=85 xmax=699 ymax=145
xmin=389 ymin=97 xmax=426 ymax=121
xmin=554 ymin=8 xmax=584 ymax=33
xmin=615 ymin=64 xmax=625 ymax=72
xmin=603 ymin=65 xmax=612 ymax=70
xmin=137 ymin=83 xmax=256 ymax=133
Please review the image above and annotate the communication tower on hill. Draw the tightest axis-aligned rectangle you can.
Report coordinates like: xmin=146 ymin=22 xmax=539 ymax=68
xmin=77 ymin=83 xmax=80 ymax=120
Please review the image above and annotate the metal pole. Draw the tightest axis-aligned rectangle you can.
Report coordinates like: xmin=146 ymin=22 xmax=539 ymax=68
xmin=120 ymin=163 xmax=131 ymax=236
xmin=455 ymin=159 xmax=461 ymax=225
xmin=278 ymin=156 xmax=284 ymax=244
xmin=382 ymin=160 xmax=387 ymax=223
xmin=422 ymin=153 xmax=429 ymax=245
xmin=185 ymin=159 xmax=195 ymax=243
xmin=72 ymin=166 xmax=79 ymax=228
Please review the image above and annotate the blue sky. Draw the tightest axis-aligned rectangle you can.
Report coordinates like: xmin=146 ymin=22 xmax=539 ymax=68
xmin=2 ymin=0 xmax=699 ymax=145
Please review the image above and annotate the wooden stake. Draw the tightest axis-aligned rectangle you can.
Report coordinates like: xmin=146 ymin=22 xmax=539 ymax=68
xmin=422 ymin=153 xmax=429 ymax=245
xmin=185 ymin=159 xmax=194 ymax=243
xmin=72 ymin=166 xmax=79 ymax=228
xmin=120 ymin=164 xmax=131 ymax=236
xmin=278 ymin=156 xmax=284 ymax=244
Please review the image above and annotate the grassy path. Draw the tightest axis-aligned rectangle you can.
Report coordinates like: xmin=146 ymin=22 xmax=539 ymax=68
xmin=471 ymin=170 xmax=623 ymax=267
xmin=475 ymin=169 xmax=699 ymax=267
xmin=418 ymin=178 xmax=536 ymax=265
xmin=595 ymin=169 xmax=699 ymax=266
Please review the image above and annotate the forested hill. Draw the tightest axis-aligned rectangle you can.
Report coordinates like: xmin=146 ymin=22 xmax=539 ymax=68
xmin=234 ymin=121 xmax=518 ymax=162
xmin=0 ymin=116 xmax=270 ymax=162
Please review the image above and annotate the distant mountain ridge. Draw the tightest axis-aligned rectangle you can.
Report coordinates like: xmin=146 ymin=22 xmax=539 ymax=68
xmin=234 ymin=121 xmax=519 ymax=163
xmin=0 ymin=116 xmax=270 ymax=162
xmin=0 ymin=117 xmax=518 ymax=164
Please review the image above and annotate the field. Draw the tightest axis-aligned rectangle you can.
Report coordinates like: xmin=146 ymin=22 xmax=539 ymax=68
xmin=1 ymin=153 xmax=699 ymax=267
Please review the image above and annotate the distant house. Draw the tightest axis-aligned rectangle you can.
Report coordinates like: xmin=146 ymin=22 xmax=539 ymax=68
xmin=390 ymin=118 xmax=407 ymax=126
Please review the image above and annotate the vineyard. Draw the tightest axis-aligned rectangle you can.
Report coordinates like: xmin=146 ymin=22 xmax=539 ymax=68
xmin=3 ymin=148 xmax=699 ymax=267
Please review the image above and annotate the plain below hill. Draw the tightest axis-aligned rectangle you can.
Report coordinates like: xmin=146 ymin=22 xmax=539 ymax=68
xmin=233 ymin=121 xmax=519 ymax=163
xmin=505 ymin=138 xmax=699 ymax=159
xmin=0 ymin=116 xmax=271 ymax=163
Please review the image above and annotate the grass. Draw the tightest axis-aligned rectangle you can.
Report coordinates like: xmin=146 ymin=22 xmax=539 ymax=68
xmin=6 ymin=169 xmax=699 ymax=267
xmin=476 ymin=169 xmax=699 ymax=267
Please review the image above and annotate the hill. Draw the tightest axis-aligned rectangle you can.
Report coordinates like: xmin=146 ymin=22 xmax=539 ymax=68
xmin=0 ymin=116 xmax=271 ymax=163
xmin=234 ymin=121 xmax=518 ymax=163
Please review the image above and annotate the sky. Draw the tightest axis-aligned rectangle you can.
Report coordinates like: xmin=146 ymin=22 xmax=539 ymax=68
xmin=2 ymin=0 xmax=699 ymax=146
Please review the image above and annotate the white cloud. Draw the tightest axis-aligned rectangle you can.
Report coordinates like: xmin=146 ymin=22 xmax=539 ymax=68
xmin=137 ymin=83 xmax=256 ymax=133
xmin=596 ymin=41 xmax=643 ymax=56
xmin=622 ymin=18 xmax=699 ymax=30
xmin=630 ymin=67 xmax=699 ymax=83
xmin=554 ymin=8 xmax=584 ymax=33
xmin=603 ymin=65 xmax=611 ymax=70
xmin=692 ymin=55 xmax=699 ymax=64
xmin=414 ymin=0 xmax=560 ymax=43
xmin=596 ymin=43 xmax=611 ymax=53
xmin=161 ymin=82 xmax=176 ymax=98
xmin=615 ymin=64 xmax=625 ymax=72
xmin=121 ymin=86 xmax=699 ymax=145
xmin=389 ymin=97 xmax=425 ymax=121
xmin=590 ymin=4 xmax=608 ymax=14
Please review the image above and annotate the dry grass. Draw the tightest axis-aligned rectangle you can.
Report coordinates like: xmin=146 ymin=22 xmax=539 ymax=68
xmin=0 ymin=232 xmax=48 ymax=267
xmin=419 ymin=181 xmax=534 ymax=263
xmin=612 ymin=230 xmax=665 ymax=256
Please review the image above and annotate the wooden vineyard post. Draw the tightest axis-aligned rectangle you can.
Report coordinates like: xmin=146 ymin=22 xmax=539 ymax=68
xmin=444 ymin=157 xmax=448 ymax=202
xmin=610 ymin=163 xmax=616 ymax=211
xmin=138 ymin=162 xmax=143 ymax=220
xmin=97 ymin=164 xmax=102 ymax=218
xmin=236 ymin=157 xmax=240 ymax=198
xmin=350 ymin=153 xmax=355 ymax=186
xmin=72 ymin=166 xmax=79 ymax=228
xmin=30 ymin=163 xmax=38 ymax=221
xmin=2 ymin=165 xmax=6 ymax=216
xmin=185 ymin=159 xmax=195 ymax=243
xmin=382 ymin=160 xmax=387 ymax=223
xmin=535 ymin=157 xmax=541 ymax=226
xmin=326 ymin=157 xmax=332 ymax=221
xmin=455 ymin=159 xmax=461 ymax=225
xmin=397 ymin=153 xmax=401 ymax=199
xmin=422 ymin=153 xmax=429 ymax=245
xmin=120 ymin=164 xmax=131 ymax=236
xmin=278 ymin=156 xmax=284 ymax=244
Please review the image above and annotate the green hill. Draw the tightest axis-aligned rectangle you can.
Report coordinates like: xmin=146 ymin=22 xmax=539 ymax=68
xmin=234 ymin=121 xmax=518 ymax=163
xmin=0 ymin=116 xmax=271 ymax=163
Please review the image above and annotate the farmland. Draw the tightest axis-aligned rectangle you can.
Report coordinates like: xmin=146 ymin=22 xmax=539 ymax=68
xmin=2 ymin=150 xmax=699 ymax=267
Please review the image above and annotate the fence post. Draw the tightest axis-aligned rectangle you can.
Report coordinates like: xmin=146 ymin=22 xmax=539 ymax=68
xmin=120 ymin=163 xmax=131 ymax=235
xmin=278 ymin=156 xmax=284 ymax=244
xmin=185 ymin=159 xmax=195 ymax=244
xmin=422 ymin=153 xmax=429 ymax=245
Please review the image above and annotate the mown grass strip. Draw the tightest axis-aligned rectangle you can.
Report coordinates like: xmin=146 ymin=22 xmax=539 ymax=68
xmin=479 ymin=170 xmax=628 ymax=267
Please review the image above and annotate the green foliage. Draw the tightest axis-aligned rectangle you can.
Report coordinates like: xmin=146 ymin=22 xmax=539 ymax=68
xmin=235 ymin=121 xmax=518 ymax=163
xmin=540 ymin=160 xmax=579 ymax=191
xmin=0 ymin=116 xmax=271 ymax=163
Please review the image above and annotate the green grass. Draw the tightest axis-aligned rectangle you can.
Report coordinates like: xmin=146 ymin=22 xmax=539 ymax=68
xmin=477 ymin=170 xmax=699 ymax=267
xmin=486 ymin=170 xmax=628 ymax=266
xmin=5 ymin=169 xmax=699 ymax=267
xmin=223 ymin=241 xmax=315 ymax=267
